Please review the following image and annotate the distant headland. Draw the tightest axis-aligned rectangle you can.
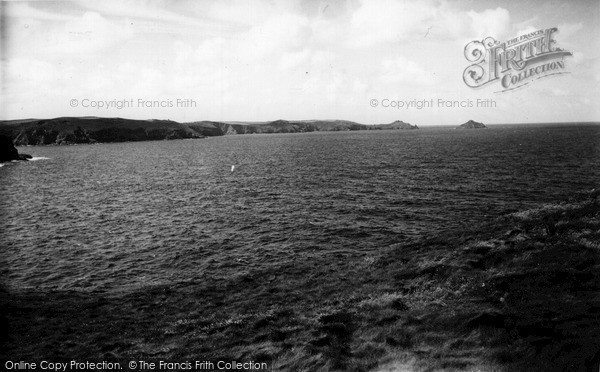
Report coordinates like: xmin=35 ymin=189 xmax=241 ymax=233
xmin=0 ymin=117 xmax=418 ymax=146
xmin=457 ymin=120 xmax=487 ymax=129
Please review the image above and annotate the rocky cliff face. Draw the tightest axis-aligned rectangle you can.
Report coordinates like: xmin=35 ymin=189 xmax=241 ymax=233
xmin=0 ymin=135 xmax=31 ymax=162
xmin=1 ymin=118 xmax=205 ymax=146
xmin=188 ymin=119 xmax=418 ymax=134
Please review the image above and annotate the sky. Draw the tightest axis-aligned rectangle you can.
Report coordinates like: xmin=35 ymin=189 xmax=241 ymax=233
xmin=1 ymin=0 xmax=599 ymax=125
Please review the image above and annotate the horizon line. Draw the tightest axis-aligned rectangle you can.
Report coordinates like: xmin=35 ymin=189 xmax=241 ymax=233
xmin=1 ymin=116 xmax=599 ymax=127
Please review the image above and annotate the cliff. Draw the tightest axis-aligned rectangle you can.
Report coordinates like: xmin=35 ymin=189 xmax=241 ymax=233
xmin=187 ymin=119 xmax=374 ymax=134
xmin=0 ymin=117 xmax=419 ymax=145
xmin=0 ymin=117 xmax=205 ymax=146
xmin=0 ymin=135 xmax=32 ymax=162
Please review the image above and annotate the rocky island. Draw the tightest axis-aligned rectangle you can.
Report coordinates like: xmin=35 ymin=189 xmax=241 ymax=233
xmin=370 ymin=120 xmax=419 ymax=130
xmin=457 ymin=120 xmax=487 ymax=129
xmin=0 ymin=117 xmax=419 ymax=146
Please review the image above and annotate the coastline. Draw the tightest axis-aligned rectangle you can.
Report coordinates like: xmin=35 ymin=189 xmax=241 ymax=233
xmin=1 ymin=119 xmax=599 ymax=149
xmin=0 ymin=117 xmax=419 ymax=146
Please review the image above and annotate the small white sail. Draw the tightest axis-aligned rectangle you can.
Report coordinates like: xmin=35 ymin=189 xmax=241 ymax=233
xmin=231 ymin=165 xmax=235 ymax=172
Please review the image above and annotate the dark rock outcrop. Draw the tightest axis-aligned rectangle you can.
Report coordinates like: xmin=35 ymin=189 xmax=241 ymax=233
xmin=0 ymin=135 xmax=31 ymax=162
xmin=458 ymin=120 xmax=487 ymax=129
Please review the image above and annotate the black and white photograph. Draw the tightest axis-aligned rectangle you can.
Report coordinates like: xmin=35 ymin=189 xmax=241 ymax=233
xmin=1 ymin=0 xmax=599 ymax=371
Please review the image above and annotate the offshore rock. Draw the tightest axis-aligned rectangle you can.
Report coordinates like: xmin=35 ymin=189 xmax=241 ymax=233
xmin=457 ymin=120 xmax=487 ymax=129
xmin=0 ymin=135 xmax=31 ymax=162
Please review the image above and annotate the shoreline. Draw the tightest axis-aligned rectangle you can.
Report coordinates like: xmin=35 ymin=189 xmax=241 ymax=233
xmin=6 ymin=121 xmax=600 ymax=149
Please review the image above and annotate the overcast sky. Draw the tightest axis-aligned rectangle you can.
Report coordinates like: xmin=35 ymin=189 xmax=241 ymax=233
xmin=1 ymin=0 xmax=598 ymax=125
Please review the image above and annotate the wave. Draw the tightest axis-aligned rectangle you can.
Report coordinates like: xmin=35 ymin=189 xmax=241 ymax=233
xmin=1 ymin=157 xmax=50 ymax=166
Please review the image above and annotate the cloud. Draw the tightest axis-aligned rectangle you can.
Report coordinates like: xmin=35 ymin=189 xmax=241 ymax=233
xmin=570 ymin=51 xmax=585 ymax=66
xmin=239 ymin=13 xmax=311 ymax=60
xmin=59 ymin=11 xmax=133 ymax=54
xmin=379 ymin=56 xmax=435 ymax=86
xmin=467 ymin=7 xmax=511 ymax=40
xmin=6 ymin=9 xmax=134 ymax=58
xmin=191 ymin=10 xmax=311 ymax=68
xmin=279 ymin=49 xmax=311 ymax=70
xmin=551 ymin=88 xmax=569 ymax=96
xmin=556 ymin=22 xmax=584 ymax=46
xmin=515 ymin=25 xmax=540 ymax=38
xmin=5 ymin=2 xmax=77 ymax=22
xmin=349 ymin=0 xmax=437 ymax=47
xmin=204 ymin=0 xmax=281 ymax=26
xmin=79 ymin=0 xmax=219 ymax=29
xmin=352 ymin=78 xmax=368 ymax=93
xmin=310 ymin=1 xmax=512 ymax=47
xmin=194 ymin=37 xmax=228 ymax=64
xmin=5 ymin=58 xmax=58 ymax=88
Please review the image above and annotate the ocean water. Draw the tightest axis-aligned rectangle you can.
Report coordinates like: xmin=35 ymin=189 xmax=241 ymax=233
xmin=1 ymin=124 xmax=599 ymax=293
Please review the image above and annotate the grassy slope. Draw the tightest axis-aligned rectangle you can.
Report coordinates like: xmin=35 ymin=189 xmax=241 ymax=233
xmin=369 ymin=189 xmax=600 ymax=371
xmin=0 ymin=118 xmax=197 ymax=135
xmin=1 ymin=190 xmax=598 ymax=371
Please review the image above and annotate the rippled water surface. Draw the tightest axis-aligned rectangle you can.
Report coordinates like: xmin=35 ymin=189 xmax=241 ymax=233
xmin=1 ymin=124 xmax=599 ymax=293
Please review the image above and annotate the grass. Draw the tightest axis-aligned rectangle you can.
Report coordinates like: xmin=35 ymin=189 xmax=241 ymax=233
xmin=1 ymin=189 xmax=599 ymax=371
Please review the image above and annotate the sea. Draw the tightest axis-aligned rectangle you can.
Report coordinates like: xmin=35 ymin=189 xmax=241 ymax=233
xmin=1 ymin=123 xmax=599 ymax=294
